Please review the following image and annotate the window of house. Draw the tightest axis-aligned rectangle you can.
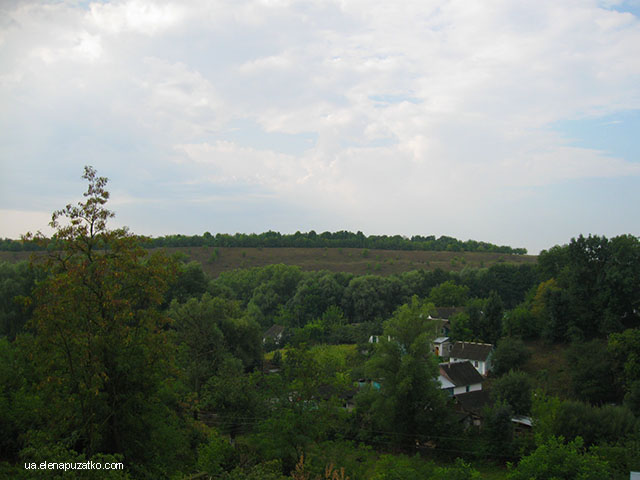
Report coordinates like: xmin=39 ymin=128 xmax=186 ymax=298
xmin=466 ymin=385 xmax=470 ymax=392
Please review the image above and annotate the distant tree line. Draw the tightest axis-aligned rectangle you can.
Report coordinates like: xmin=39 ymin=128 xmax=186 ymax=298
xmin=0 ymin=230 xmax=528 ymax=254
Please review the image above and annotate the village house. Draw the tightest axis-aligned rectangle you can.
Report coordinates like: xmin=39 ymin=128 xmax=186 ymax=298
xmin=449 ymin=341 xmax=493 ymax=375
xmin=438 ymin=361 xmax=484 ymax=396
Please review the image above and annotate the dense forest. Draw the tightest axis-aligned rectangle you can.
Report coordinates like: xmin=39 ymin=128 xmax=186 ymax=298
xmin=0 ymin=231 xmax=527 ymax=254
xmin=2 ymin=168 xmax=640 ymax=479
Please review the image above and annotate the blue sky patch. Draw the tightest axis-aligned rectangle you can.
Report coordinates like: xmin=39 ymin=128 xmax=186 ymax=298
xmin=552 ymin=109 xmax=640 ymax=162
xmin=605 ymin=0 xmax=640 ymax=17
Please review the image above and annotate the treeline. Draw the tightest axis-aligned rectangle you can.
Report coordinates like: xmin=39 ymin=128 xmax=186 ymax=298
xmin=0 ymin=230 xmax=528 ymax=254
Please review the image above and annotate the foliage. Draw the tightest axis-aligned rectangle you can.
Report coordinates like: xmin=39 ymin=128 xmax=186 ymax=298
xmin=566 ymin=339 xmax=621 ymax=405
xmin=428 ymin=280 xmax=469 ymax=307
xmin=482 ymin=401 xmax=516 ymax=461
xmin=481 ymin=291 xmax=504 ymax=345
xmin=23 ymin=167 xmax=180 ymax=468
xmin=531 ymin=279 xmax=571 ymax=342
xmin=369 ymin=454 xmax=436 ymax=479
xmin=0 ymin=336 xmax=44 ymax=462
xmin=383 ymin=295 xmax=437 ymax=349
xmin=491 ymin=371 xmax=533 ymax=415
xmin=341 ymin=275 xmax=407 ymax=324
xmin=502 ymin=305 xmax=540 ymax=339
xmin=360 ymin=315 xmax=454 ymax=448
xmin=196 ymin=429 xmax=236 ymax=477
xmin=492 ymin=337 xmax=531 ymax=377
xmin=18 ymin=433 xmax=131 ymax=479
xmin=507 ymin=436 xmax=612 ymax=480
xmin=537 ymin=234 xmax=640 ymax=340
xmin=609 ymin=328 xmax=640 ymax=395
xmin=202 ymin=356 xmax=261 ymax=438
xmin=169 ymin=292 xmax=263 ymax=394
xmin=532 ymin=392 xmax=637 ymax=447
xmin=0 ymin=261 xmax=39 ymax=340
xmin=224 ymin=459 xmax=288 ymax=480
xmin=164 ymin=260 xmax=208 ymax=305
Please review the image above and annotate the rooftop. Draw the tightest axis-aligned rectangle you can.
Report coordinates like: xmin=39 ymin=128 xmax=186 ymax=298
xmin=449 ymin=342 xmax=493 ymax=361
xmin=440 ymin=361 xmax=484 ymax=387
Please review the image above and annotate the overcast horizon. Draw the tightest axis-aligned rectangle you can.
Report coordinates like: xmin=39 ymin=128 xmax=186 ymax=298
xmin=1 ymin=0 xmax=640 ymax=254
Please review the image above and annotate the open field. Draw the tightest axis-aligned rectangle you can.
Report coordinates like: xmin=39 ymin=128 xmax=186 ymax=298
xmin=0 ymin=246 xmax=537 ymax=278
xmin=165 ymin=246 xmax=536 ymax=277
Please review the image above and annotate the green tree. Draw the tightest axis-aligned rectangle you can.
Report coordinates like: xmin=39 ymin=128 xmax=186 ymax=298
xmin=502 ymin=304 xmax=539 ymax=339
xmin=428 ymin=280 xmax=469 ymax=307
xmin=566 ymin=339 xmax=621 ymax=405
xmin=491 ymin=370 xmax=532 ymax=415
xmin=609 ymin=328 xmax=640 ymax=394
xmin=202 ymin=356 xmax=261 ymax=438
xmin=492 ymin=337 xmax=530 ymax=376
xmin=23 ymin=167 xmax=179 ymax=465
xmin=383 ymin=295 xmax=437 ymax=349
xmin=361 ymin=315 xmax=453 ymax=448
xmin=481 ymin=290 xmax=504 ymax=344
xmin=164 ymin=260 xmax=208 ymax=305
xmin=482 ymin=401 xmax=516 ymax=460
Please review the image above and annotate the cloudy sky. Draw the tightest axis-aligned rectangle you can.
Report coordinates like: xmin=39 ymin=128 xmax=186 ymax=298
xmin=1 ymin=0 xmax=639 ymax=253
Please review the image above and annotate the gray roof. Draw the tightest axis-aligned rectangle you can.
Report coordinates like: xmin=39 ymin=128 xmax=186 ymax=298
xmin=440 ymin=361 xmax=483 ymax=387
xmin=455 ymin=389 xmax=492 ymax=414
xmin=263 ymin=324 xmax=285 ymax=339
xmin=449 ymin=342 xmax=493 ymax=361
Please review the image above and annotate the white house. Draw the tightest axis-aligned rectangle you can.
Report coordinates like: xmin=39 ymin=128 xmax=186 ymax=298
xmin=449 ymin=342 xmax=493 ymax=376
xmin=438 ymin=361 xmax=484 ymax=396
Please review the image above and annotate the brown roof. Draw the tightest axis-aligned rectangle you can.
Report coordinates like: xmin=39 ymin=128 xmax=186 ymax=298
xmin=440 ymin=361 xmax=483 ymax=387
xmin=449 ymin=342 xmax=493 ymax=361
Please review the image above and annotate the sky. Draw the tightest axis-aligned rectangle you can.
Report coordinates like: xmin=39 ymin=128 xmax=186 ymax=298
xmin=1 ymin=0 xmax=639 ymax=254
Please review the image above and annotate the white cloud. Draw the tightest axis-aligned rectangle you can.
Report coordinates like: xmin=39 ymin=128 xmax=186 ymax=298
xmin=88 ymin=0 xmax=187 ymax=36
xmin=1 ymin=0 xmax=639 ymax=250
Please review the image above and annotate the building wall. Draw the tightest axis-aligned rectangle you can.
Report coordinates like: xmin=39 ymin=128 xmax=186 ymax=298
xmin=453 ymin=382 xmax=482 ymax=395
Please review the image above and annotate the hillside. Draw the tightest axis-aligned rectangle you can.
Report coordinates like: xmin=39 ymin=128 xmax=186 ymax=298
xmin=162 ymin=246 xmax=536 ymax=277
xmin=0 ymin=246 xmax=537 ymax=278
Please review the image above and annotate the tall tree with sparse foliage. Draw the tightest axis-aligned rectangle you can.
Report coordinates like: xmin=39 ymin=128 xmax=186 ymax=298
xmin=23 ymin=167 xmax=179 ymax=466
